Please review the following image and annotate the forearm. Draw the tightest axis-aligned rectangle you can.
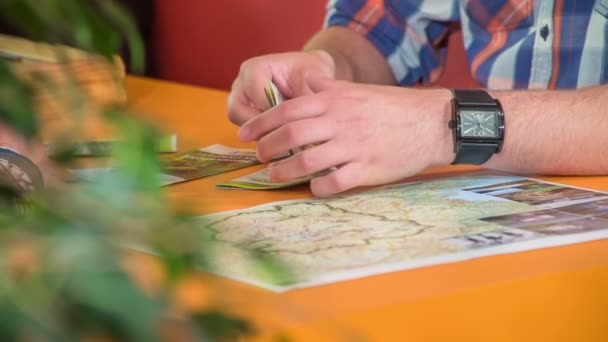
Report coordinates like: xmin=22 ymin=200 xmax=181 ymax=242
xmin=303 ymin=26 xmax=395 ymax=85
xmin=484 ymin=85 xmax=608 ymax=175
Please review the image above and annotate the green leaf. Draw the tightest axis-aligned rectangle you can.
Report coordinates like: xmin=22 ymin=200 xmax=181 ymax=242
xmin=250 ymin=249 xmax=295 ymax=286
xmin=0 ymin=62 xmax=38 ymax=138
xmin=0 ymin=0 xmax=48 ymax=41
xmin=93 ymin=0 xmax=146 ymax=72
xmin=0 ymin=1 xmax=264 ymax=340
xmin=64 ymin=270 xmax=163 ymax=342
xmin=193 ymin=311 xmax=255 ymax=341
xmin=107 ymin=110 xmax=164 ymax=194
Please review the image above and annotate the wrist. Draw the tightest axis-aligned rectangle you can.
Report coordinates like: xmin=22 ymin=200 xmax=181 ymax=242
xmin=430 ymin=88 xmax=456 ymax=167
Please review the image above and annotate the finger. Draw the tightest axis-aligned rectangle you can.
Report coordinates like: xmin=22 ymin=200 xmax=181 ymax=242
xmin=256 ymin=117 xmax=335 ymax=162
xmin=268 ymin=140 xmax=352 ymax=181
xmin=227 ymin=82 xmax=262 ymax=126
xmin=306 ymin=76 xmax=343 ymax=94
xmin=239 ymin=95 xmax=327 ymax=142
xmin=240 ymin=59 xmax=275 ymax=112
xmin=289 ymin=70 xmax=334 ymax=97
xmin=310 ymin=162 xmax=364 ymax=197
xmin=290 ymin=73 xmax=315 ymax=98
xmin=228 ymin=58 xmax=275 ymax=124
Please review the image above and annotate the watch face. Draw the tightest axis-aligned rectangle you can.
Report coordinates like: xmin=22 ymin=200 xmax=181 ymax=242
xmin=459 ymin=110 xmax=498 ymax=138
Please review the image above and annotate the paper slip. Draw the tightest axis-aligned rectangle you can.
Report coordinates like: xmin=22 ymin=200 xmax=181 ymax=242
xmin=162 ymin=144 xmax=259 ymax=184
xmin=69 ymin=144 xmax=260 ymax=185
xmin=264 ymin=79 xmax=284 ymax=107
xmin=47 ymin=134 xmax=178 ymax=156
xmin=217 ymin=167 xmax=311 ymax=190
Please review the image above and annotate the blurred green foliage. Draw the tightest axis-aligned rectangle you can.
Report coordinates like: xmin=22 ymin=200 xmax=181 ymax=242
xmin=0 ymin=0 xmax=278 ymax=340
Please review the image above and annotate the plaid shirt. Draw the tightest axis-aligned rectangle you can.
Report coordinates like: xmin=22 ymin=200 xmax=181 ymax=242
xmin=325 ymin=0 xmax=608 ymax=89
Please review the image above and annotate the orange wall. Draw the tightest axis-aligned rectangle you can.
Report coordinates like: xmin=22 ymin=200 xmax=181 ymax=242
xmin=153 ymin=1 xmax=478 ymax=90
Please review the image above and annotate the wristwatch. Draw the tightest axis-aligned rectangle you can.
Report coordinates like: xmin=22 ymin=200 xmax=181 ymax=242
xmin=448 ymin=89 xmax=505 ymax=165
xmin=0 ymin=147 xmax=44 ymax=192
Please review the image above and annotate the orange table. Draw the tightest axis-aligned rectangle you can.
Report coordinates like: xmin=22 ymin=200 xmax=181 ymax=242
xmin=126 ymin=76 xmax=608 ymax=341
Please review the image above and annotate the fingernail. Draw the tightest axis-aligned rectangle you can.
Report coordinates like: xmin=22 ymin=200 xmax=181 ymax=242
xmin=239 ymin=126 xmax=250 ymax=141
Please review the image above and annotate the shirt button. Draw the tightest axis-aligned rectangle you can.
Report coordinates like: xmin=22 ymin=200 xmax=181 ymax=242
xmin=540 ymin=25 xmax=550 ymax=41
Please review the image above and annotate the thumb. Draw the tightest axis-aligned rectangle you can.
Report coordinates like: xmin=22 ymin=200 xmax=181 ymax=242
xmin=284 ymin=71 xmax=332 ymax=98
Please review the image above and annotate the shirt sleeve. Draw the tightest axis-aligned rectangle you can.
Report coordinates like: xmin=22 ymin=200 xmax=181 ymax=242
xmin=325 ymin=0 xmax=460 ymax=85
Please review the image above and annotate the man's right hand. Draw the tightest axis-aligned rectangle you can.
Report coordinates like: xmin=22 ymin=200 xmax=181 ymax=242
xmin=227 ymin=50 xmax=335 ymax=126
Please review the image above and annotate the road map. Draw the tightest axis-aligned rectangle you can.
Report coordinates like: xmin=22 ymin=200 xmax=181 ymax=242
xmin=201 ymin=172 xmax=608 ymax=291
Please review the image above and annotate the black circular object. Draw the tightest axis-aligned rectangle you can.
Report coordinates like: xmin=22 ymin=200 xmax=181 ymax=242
xmin=0 ymin=147 xmax=44 ymax=192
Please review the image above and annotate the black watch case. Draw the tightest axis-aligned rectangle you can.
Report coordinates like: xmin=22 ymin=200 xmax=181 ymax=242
xmin=449 ymin=98 xmax=505 ymax=155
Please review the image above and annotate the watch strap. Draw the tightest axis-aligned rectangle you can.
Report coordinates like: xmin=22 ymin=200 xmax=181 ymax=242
xmin=452 ymin=142 xmax=498 ymax=164
xmin=452 ymin=89 xmax=495 ymax=105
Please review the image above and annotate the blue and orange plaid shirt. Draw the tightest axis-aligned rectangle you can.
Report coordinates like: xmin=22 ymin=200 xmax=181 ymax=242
xmin=325 ymin=0 xmax=608 ymax=89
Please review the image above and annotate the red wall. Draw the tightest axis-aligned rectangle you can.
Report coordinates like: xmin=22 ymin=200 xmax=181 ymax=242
xmin=153 ymin=1 xmax=479 ymax=90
